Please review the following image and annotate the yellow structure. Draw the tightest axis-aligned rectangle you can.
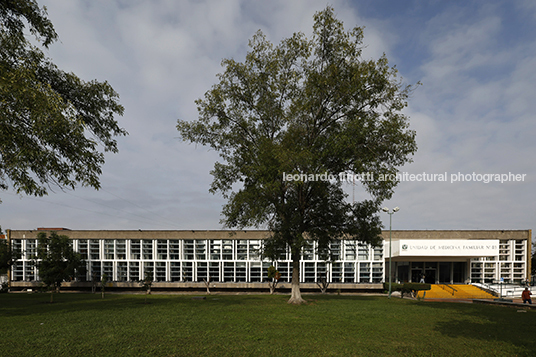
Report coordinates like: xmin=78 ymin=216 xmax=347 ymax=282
xmin=418 ymin=284 xmax=496 ymax=299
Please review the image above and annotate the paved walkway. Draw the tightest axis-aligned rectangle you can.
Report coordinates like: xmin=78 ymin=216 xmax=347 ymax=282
xmin=421 ymin=296 xmax=536 ymax=309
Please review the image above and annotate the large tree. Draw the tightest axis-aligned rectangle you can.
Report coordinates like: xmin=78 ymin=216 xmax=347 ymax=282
xmin=177 ymin=7 xmax=417 ymax=304
xmin=34 ymin=231 xmax=84 ymax=302
xmin=0 ymin=0 xmax=126 ymax=198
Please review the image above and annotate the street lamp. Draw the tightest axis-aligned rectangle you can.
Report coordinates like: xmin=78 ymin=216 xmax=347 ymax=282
xmin=382 ymin=206 xmax=399 ymax=299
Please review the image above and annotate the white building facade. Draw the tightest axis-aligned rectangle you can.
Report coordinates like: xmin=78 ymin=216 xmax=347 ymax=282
xmin=6 ymin=229 xmax=532 ymax=290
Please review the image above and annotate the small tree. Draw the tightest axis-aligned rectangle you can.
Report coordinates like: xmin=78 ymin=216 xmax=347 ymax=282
xmin=316 ymin=270 xmax=330 ymax=294
xmin=267 ymin=265 xmax=281 ymax=295
xmin=100 ymin=274 xmax=108 ymax=299
xmin=1 ymin=228 xmax=19 ymax=278
xmin=141 ymin=271 xmax=153 ymax=303
xmin=91 ymin=273 xmax=98 ymax=294
xmin=203 ymin=276 xmax=211 ymax=295
xmin=34 ymin=232 xmax=84 ymax=303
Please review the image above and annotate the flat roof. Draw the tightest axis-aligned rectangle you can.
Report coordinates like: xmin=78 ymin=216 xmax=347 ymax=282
xmin=7 ymin=229 xmax=531 ymax=241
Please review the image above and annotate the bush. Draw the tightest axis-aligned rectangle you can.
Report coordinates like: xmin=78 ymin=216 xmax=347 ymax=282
xmin=384 ymin=282 xmax=431 ymax=298
xmin=0 ymin=282 xmax=8 ymax=293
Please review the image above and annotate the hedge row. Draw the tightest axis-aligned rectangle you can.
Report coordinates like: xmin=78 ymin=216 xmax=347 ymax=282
xmin=383 ymin=282 xmax=431 ymax=297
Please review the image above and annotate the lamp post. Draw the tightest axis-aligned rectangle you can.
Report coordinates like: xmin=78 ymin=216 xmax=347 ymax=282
xmin=382 ymin=206 xmax=399 ymax=299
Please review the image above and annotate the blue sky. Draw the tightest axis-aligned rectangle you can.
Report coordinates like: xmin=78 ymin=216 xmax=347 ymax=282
xmin=2 ymin=0 xmax=535 ymax=235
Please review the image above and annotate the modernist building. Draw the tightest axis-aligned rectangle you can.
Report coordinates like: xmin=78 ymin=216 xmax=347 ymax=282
xmin=5 ymin=229 xmax=532 ymax=290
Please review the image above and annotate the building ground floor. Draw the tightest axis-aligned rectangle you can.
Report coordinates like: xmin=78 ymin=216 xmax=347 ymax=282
xmin=4 ymin=229 xmax=532 ymax=291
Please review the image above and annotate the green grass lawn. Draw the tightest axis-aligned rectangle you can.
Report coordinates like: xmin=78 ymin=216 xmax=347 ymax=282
xmin=0 ymin=292 xmax=534 ymax=356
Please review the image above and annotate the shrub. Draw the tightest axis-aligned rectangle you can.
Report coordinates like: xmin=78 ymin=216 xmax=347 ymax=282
xmin=384 ymin=282 xmax=431 ymax=298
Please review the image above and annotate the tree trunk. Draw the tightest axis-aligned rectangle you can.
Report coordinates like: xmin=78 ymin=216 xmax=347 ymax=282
xmin=204 ymin=277 xmax=211 ymax=295
xmin=287 ymin=254 xmax=305 ymax=304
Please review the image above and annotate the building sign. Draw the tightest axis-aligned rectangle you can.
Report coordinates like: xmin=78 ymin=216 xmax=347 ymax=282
xmin=392 ymin=239 xmax=499 ymax=257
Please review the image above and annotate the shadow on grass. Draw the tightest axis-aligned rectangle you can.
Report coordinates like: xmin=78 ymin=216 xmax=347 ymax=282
xmin=0 ymin=292 xmax=285 ymax=318
xmin=416 ymin=300 xmax=536 ymax=353
xmin=0 ymin=292 xmax=183 ymax=317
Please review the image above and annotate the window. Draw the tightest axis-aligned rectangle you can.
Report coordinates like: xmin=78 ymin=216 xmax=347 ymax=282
xmin=515 ymin=240 xmax=525 ymax=262
xmin=116 ymin=240 xmax=126 ymax=260
xmin=11 ymin=240 xmax=22 ymax=257
xmin=102 ymin=261 xmax=113 ymax=279
xmin=345 ymin=241 xmax=356 ymax=260
xmin=182 ymin=262 xmax=193 ymax=281
xmin=222 ymin=240 xmax=233 ymax=260
xmin=117 ymin=262 xmax=127 ymax=281
xmin=104 ymin=240 xmax=114 ymax=260
xmin=130 ymin=240 xmax=141 ymax=260
xmin=302 ymin=242 xmax=314 ymax=261
xmin=90 ymin=240 xmax=100 ymax=260
xmin=155 ymin=262 xmax=166 ymax=281
xmin=209 ymin=262 xmax=220 ymax=282
xmin=195 ymin=241 xmax=206 ymax=260
xmin=210 ymin=240 xmax=221 ymax=260
xmin=143 ymin=262 xmax=154 ymax=280
xmin=358 ymin=244 xmax=369 ymax=260
xmin=24 ymin=261 xmax=35 ymax=281
xmin=331 ymin=262 xmax=342 ymax=283
xmin=169 ymin=241 xmax=180 ymax=260
xmin=471 ymin=262 xmax=482 ymax=282
xmin=183 ymin=240 xmax=194 ymax=260
xmin=372 ymin=262 xmax=383 ymax=282
xmin=25 ymin=239 xmax=36 ymax=259
xmin=12 ymin=262 xmax=23 ymax=281
xmin=304 ymin=262 xmax=315 ymax=282
xmin=223 ymin=262 xmax=234 ymax=282
xmin=142 ymin=240 xmax=153 ymax=260
xmin=250 ymin=262 xmax=262 ymax=282
xmin=344 ymin=262 xmax=355 ymax=282
xmin=90 ymin=261 xmax=101 ymax=280
xmin=484 ymin=262 xmax=495 ymax=283
xmin=196 ymin=262 xmax=207 ymax=282
xmin=262 ymin=262 xmax=272 ymax=282
xmin=237 ymin=240 xmax=248 ymax=260
xmin=373 ymin=247 xmax=383 ymax=261
xmin=513 ymin=263 xmax=524 ymax=283
xmin=170 ymin=262 xmax=181 ymax=281
xmin=317 ymin=262 xmax=328 ymax=282
xmin=330 ymin=241 xmax=341 ymax=261
xmin=499 ymin=240 xmax=510 ymax=261
xmin=78 ymin=240 xmax=88 ymax=260
xmin=249 ymin=240 xmax=261 ymax=260
xmin=129 ymin=262 xmax=140 ymax=281
xmin=359 ymin=263 xmax=370 ymax=282
xmin=236 ymin=262 xmax=246 ymax=282
xmin=276 ymin=262 xmax=289 ymax=282
xmin=157 ymin=240 xmax=167 ymax=260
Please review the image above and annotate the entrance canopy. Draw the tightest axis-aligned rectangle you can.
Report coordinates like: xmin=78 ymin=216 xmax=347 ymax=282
xmin=390 ymin=239 xmax=499 ymax=257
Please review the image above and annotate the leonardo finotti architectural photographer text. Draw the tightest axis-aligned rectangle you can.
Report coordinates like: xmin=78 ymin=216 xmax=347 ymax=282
xmin=282 ymin=172 xmax=527 ymax=184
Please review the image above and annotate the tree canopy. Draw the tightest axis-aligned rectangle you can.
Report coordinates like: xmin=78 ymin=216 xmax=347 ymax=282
xmin=177 ymin=7 xmax=417 ymax=304
xmin=0 ymin=0 xmax=127 ymax=198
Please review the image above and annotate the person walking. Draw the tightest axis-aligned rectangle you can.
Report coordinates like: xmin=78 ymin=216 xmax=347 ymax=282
xmin=521 ymin=287 xmax=532 ymax=304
